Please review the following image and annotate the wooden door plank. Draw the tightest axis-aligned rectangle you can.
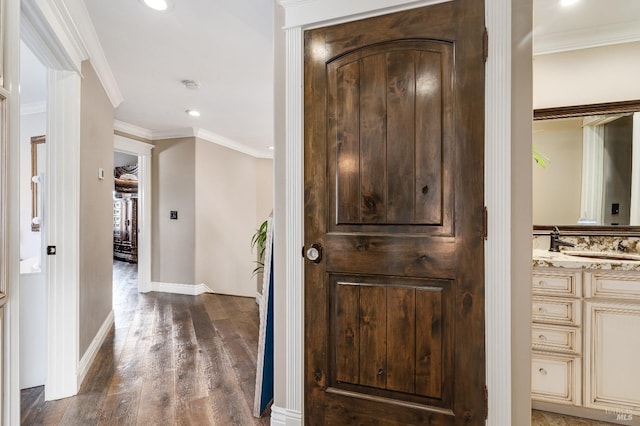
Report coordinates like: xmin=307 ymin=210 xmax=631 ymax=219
xmin=415 ymin=50 xmax=444 ymax=225
xmin=335 ymin=61 xmax=361 ymax=224
xmin=386 ymin=287 xmax=416 ymax=393
xmin=416 ymin=288 xmax=443 ymax=398
xmin=359 ymin=54 xmax=388 ymax=223
xmin=359 ymin=286 xmax=387 ymax=388
xmin=386 ymin=50 xmax=416 ymax=223
xmin=335 ymin=283 xmax=360 ymax=384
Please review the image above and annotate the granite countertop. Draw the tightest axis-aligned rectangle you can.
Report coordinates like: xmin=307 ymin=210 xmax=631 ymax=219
xmin=532 ymin=249 xmax=640 ymax=271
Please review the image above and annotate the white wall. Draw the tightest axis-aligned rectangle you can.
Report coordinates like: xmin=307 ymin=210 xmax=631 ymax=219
xmin=532 ymin=118 xmax=583 ymax=225
xmin=194 ymin=138 xmax=273 ymax=297
xmin=19 ymin=112 xmax=46 ymax=261
xmin=534 ymin=41 xmax=640 ymax=109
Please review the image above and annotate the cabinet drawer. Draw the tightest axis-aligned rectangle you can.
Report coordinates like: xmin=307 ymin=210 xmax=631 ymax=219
xmin=532 ymin=297 xmax=581 ymax=326
xmin=532 ymin=353 xmax=581 ymax=406
xmin=532 ymin=324 xmax=581 ymax=354
xmin=584 ymin=271 xmax=640 ymax=301
xmin=532 ymin=270 xmax=581 ymax=297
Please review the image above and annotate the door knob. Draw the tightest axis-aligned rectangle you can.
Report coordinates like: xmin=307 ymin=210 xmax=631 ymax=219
xmin=306 ymin=243 xmax=322 ymax=263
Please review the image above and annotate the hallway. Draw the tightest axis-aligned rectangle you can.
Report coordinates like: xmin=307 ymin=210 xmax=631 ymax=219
xmin=20 ymin=261 xmax=270 ymax=425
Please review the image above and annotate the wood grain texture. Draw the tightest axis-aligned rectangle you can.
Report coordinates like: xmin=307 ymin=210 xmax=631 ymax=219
xmin=416 ymin=287 xmax=444 ymax=398
xmin=386 ymin=287 xmax=416 ymax=393
xmin=21 ymin=261 xmax=269 ymax=425
xmin=386 ymin=50 xmax=416 ymax=223
xmin=358 ymin=286 xmax=387 ymax=389
xmin=359 ymin=54 xmax=388 ymax=224
xmin=335 ymin=283 xmax=360 ymax=384
xmin=305 ymin=0 xmax=486 ymax=423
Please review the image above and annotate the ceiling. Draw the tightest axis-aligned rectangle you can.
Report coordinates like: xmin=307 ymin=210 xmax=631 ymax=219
xmin=533 ymin=0 xmax=640 ymax=54
xmin=20 ymin=1 xmax=640 ymax=157
xmin=83 ymin=0 xmax=274 ymax=158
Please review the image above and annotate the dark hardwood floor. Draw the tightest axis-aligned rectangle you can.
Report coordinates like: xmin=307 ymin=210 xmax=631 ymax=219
xmin=21 ymin=260 xmax=270 ymax=425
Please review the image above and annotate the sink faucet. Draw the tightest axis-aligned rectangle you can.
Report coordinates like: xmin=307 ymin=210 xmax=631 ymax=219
xmin=549 ymin=226 xmax=576 ymax=252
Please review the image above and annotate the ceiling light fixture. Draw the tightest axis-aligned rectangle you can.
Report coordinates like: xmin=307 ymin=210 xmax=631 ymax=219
xmin=560 ymin=0 xmax=579 ymax=7
xmin=142 ymin=0 xmax=170 ymax=11
xmin=268 ymin=146 xmax=275 ymax=150
xmin=186 ymin=109 xmax=201 ymax=117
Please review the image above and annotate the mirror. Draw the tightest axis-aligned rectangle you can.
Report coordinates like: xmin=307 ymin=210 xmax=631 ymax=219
xmin=30 ymin=135 xmax=45 ymax=232
xmin=533 ymin=100 xmax=640 ymax=234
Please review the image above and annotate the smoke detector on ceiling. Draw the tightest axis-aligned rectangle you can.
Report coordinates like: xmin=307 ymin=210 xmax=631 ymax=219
xmin=181 ymin=79 xmax=200 ymax=90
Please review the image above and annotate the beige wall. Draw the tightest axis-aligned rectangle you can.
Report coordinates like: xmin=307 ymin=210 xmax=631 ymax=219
xmin=151 ymin=137 xmax=196 ymax=284
xmin=194 ymin=139 xmax=272 ymax=297
xmin=534 ymin=41 xmax=640 ymax=109
xmin=512 ymin=0 xmax=533 ymax=423
xmin=532 ymin=118 xmax=583 ymax=225
xmin=79 ymin=60 xmax=115 ymax=357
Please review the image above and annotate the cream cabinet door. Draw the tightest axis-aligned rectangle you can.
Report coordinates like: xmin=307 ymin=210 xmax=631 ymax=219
xmin=584 ymin=301 xmax=640 ymax=415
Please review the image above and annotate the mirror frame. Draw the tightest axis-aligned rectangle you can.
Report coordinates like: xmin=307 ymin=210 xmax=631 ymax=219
xmin=31 ymin=135 xmax=45 ymax=232
xmin=533 ymin=99 xmax=640 ymax=236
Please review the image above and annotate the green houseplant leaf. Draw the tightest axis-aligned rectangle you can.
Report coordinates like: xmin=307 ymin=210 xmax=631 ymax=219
xmin=250 ymin=219 xmax=269 ymax=277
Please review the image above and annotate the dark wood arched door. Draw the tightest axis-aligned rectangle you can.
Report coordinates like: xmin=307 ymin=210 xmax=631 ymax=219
xmin=304 ymin=1 xmax=486 ymax=424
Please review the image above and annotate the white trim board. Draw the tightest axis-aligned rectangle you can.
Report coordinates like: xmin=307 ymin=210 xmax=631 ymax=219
xmin=150 ymin=281 xmax=214 ymax=296
xmin=114 ymin=134 xmax=154 ymax=294
xmin=77 ymin=310 xmax=114 ymax=389
xmin=20 ymin=0 xmax=122 ymax=108
xmin=270 ymin=405 xmax=302 ymax=426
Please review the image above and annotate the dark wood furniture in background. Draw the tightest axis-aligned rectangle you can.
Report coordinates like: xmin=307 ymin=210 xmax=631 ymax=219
xmin=113 ymin=196 xmax=137 ymax=263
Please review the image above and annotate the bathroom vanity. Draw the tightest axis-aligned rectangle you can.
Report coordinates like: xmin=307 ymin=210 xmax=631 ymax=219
xmin=532 ymin=237 xmax=640 ymax=423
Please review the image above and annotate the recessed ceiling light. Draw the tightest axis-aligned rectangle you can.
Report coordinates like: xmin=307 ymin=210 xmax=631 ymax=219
xmin=560 ymin=0 xmax=579 ymax=7
xmin=142 ymin=0 xmax=170 ymax=11
xmin=186 ymin=109 xmax=201 ymax=117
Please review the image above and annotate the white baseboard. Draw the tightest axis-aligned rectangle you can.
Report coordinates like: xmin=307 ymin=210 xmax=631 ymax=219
xmin=150 ymin=281 xmax=214 ymax=296
xmin=77 ymin=310 xmax=114 ymax=388
xmin=270 ymin=406 xmax=302 ymax=426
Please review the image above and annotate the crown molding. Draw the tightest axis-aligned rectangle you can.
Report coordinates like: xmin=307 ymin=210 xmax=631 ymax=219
xmin=114 ymin=120 xmax=154 ymax=140
xmin=63 ymin=0 xmax=123 ymax=107
xmin=151 ymin=127 xmax=196 ymax=140
xmin=113 ymin=121 xmax=273 ymax=159
xmin=534 ymin=20 xmax=640 ymax=55
xmin=195 ymin=128 xmax=273 ymax=159
xmin=21 ymin=101 xmax=46 ymax=116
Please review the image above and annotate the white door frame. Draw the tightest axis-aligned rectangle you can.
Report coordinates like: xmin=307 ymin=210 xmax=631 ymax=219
xmin=20 ymin=0 xmax=120 ymax=403
xmin=274 ymin=0 xmax=516 ymax=425
xmin=114 ymin=135 xmax=154 ymax=293
xmin=20 ymin=5 xmax=84 ymax=404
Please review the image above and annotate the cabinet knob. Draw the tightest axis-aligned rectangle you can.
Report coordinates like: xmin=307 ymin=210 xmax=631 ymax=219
xmin=538 ymin=334 xmax=547 ymax=341
xmin=538 ymin=280 xmax=546 ymax=286
xmin=538 ymin=307 xmax=546 ymax=313
xmin=539 ymin=368 xmax=547 ymax=376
